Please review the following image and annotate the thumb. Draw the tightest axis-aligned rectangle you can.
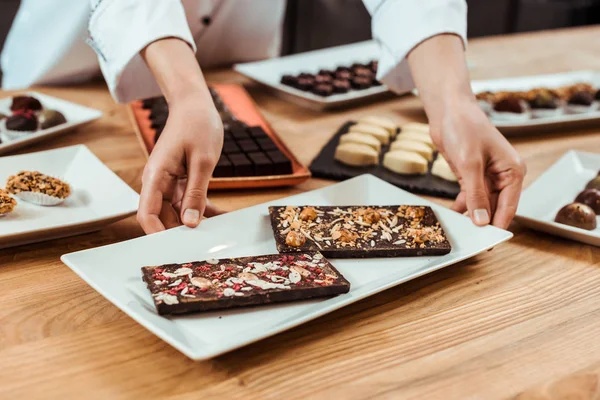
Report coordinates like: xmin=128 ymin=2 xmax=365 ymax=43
xmin=460 ymin=157 xmax=491 ymax=226
xmin=180 ymin=157 xmax=211 ymax=228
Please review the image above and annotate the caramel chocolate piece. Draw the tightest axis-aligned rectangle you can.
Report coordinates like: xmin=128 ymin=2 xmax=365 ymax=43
xmin=493 ymin=97 xmax=525 ymax=113
xmin=555 ymin=202 xmax=596 ymax=230
xmin=575 ymin=189 xmax=600 ymax=214
xmin=269 ymin=205 xmax=451 ymax=258
xmin=141 ymin=252 xmax=350 ymax=315
xmin=39 ymin=109 xmax=67 ymax=129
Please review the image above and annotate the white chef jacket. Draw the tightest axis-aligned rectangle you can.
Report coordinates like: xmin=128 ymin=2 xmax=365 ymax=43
xmin=1 ymin=0 xmax=467 ymax=103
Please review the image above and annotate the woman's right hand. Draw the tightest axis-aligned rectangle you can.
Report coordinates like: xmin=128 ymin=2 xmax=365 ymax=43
xmin=137 ymin=91 xmax=225 ymax=234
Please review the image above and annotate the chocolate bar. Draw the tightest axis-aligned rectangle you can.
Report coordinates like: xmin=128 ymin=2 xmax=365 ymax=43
xmin=269 ymin=205 xmax=451 ymax=258
xmin=141 ymin=252 xmax=350 ymax=315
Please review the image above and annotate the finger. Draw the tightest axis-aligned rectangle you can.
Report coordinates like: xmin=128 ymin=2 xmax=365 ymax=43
xmin=461 ymin=158 xmax=491 ymax=226
xmin=451 ymin=191 xmax=467 ymax=214
xmin=159 ymin=201 xmax=181 ymax=230
xmin=138 ymin=170 xmax=168 ymax=234
xmin=180 ymin=156 xmax=212 ymax=228
xmin=492 ymin=180 xmax=522 ymax=229
xmin=204 ymin=199 xmax=226 ymax=218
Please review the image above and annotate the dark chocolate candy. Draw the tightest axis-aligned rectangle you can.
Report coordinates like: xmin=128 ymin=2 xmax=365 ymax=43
xmin=269 ymin=205 xmax=451 ymax=258
xmin=256 ymin=137 xmax=278 ymax=151
xmin=10 ymin=96 xmax=43 ymax=112
xmin=295 ymin=77 xmax=315 ymax=91
xmin=335 ymin=70 xmax=353 ymax=80
xmin=311 ymin=83 xmax=333 ymax=97
xmin=587 ymin=176 xmax=600 ymax=191
xmin=248 ymin=152 xmax=274 ymax=175
xmin=281 ymin=74 xmax=298 ymax=87
xmin=351 ymin=76 xmax=373 ymax=90
xmin=229 ymin=126 xmax=250 ymax=141
xmin=493 ymin=97 xmax=524 ymax=113
xmin=236 ymin=139 xmax=259 ymax=153
xmin=141 ymin=252 xmax=350 ymax=315
xmin=353 ymin=66 xmax=373 ymax=78
xmin=315 ymin=74 xmax=333 ymax=84
xmin=248 ymin=126 xmax=268 ymax=139
xmin=318 ymin=69 xmax=335 ymax=77
xmin=575 ymin=189 xmax=600 ymax=214
xmin=213 ymin=155 xmax=234 ymax=177
xmin=332 ymin=79 xmax=350 ymax=94
xmin=529 ymin=90 xmax=560 ymax=109
xmin=555 ymin=202 xmax=597 ymax=230
xmin=335 ymin=66 xmax=351 ymax=73
xmin=267 ymin=150 xmax=293 ymax=175
xmin=351 ymin=62 xmax=368 ymax=70
xmin=5 ymin=112 xmax=38 ymax=132
xmin=222 ymin=141 xmax=241 ymax=154
xmin=39 ymin=109 xmax=67 ymax=129
xmin=569 ymin=91 xmax=594 ymax=106
xmin=228 ymin=153 xmax=253 ymax=176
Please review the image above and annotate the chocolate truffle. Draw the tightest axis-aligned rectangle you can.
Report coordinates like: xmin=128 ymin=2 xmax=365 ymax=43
xmin=332 ymin=79 xmax=350 ymax=94
xmin=528 ymin=89 xmax=560 ymax=109
xmin=5 ymin=112 xmax=38 ymax=132
xmin=311 ymin=83 xmax=333 ymax=97
xmin=351 ymin=76 xmax=373 ymax=90
xmin=575 ymin=189 xmax=600 ymax=214
xmin=315 ymin=74 xmax=333 ymax=84
xmin=39 ymin=109 xmax=67 ymax=129
xmin=318 ymin=69 xmax=335 ymax=77
xmin=280 ymin=74 xmax=298 ymax=87
xmin=295 ymin=77 xmax=315 ymax=91
xmin=10 ymin=95 xmax=43 ymax=112
xmin=586 ymin=176 xmax=600 ymax=191
xmin=568 ymin=91 xmax=594 ymax=106
xmin=493 ymin=97 xmax=525 ymax=113
xmin=555 ymin=202 xmax=597 ymax=230
xmin=335 ymin=70 xmax=353 ymax=80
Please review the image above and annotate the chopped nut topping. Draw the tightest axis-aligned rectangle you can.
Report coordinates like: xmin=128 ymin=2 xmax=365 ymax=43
xmin=299 ymin=206 xmax=318 ymax=221
xmin=286 ymin=230 xmax=306 ymax=247
xmin=6 ymin=171 xmax=71 ymax=199
xmin=0 ymin=189 xmax=17 ymax=215
xmin=338 ymin=228 xmax=358 ymax=243
xmin=363 ymin=208 xmax=381 ymax=225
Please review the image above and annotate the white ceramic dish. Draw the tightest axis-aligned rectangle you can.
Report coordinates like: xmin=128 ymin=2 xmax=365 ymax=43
xmin=0 ymin=145 xmax=138 ymax=249
xmin=61 ymin=174 xmax=512 ymax=360
xmin=471 ymin=70 xmax=600 ymax=134
xmin=234 ymin=41 xmax=406 ymax=111
xmin=515 ymin=150 xmax=600 ymax=246
xmin=0 ymin=92 xmax=102 ymax=155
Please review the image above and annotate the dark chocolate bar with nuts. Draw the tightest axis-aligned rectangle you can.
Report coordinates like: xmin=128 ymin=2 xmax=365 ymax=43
xmin=269 ymin=205 xmax=451 ymax=258
xmin=142 ymin=252 xmax=350 ymax=315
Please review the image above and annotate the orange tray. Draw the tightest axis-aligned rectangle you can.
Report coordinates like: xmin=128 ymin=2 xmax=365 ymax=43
xmin=128 ymin=83 xmax=311 ymax=190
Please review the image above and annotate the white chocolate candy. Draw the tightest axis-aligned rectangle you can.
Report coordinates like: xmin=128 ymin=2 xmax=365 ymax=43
xmin=401 ymin=122 xmax=429 ymax=135
xmin=390 ymin=139 xmax=433 ymax=161
xmin=349 ymin=123 xmax=390 ymax=145
xmin=383 ymin=150 xmax=428 ymax=175
xmin=334 ymin=143 xmax=379 ymax=167
xmin=339 ymin=132 xmax=381 ymax=152
xmin=431 ymin=155 xmax=458 ymax=182
xmin=395 ymin=130 xmax=435 ymax=149
xmin=358 ymin=116 xmax=397 ymax=137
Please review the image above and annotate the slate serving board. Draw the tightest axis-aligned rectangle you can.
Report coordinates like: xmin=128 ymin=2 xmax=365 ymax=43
xmin=309 ymin=122 xmax=461 ymax=199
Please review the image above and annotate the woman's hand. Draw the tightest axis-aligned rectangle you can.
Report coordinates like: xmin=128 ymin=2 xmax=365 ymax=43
xmin=137 ymin=38 xmax=225 ymax=234
xmin=431 ymin=99 xmax=525 ymax=229
xmin=137 ymin=92 xmax=224 ymax=233
xmin=408 ymin=34 xmax=526 ymax=229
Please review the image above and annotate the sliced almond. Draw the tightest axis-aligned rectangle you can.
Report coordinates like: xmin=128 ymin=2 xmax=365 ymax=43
xmin=190 ymin=277 xmax=212 ymax=289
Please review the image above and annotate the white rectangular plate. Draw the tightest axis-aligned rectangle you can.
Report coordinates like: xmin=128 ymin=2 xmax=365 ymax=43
xmin=0 ymin=92 xmax=102 ymax=155
xmin=0 ymin=145 xmax=139 ymax=249
xmin=471 ymin=70 xmax=600 ymax=133
xmin=516 ymin=150 xmax=600 ymax=246
xmin=234 ymin=41 xmax=402 ymax=111
xmin=61 ymin=174 xmax=512 ymax=360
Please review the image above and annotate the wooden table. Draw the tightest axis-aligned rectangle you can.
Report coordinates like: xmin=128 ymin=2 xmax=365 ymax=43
xmin=2 ymin=27 xmax=600 ymax=399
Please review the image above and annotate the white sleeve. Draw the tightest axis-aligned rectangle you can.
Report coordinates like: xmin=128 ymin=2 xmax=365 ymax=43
xmin=362 ymin=0 xmax=467 ymax=94
xmin=88 ymin=0 xmax=196 ymax=103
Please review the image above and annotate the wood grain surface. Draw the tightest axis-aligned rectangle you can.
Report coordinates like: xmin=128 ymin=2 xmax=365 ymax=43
xmin=2 ymin=27 xmax=600 ymax=399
